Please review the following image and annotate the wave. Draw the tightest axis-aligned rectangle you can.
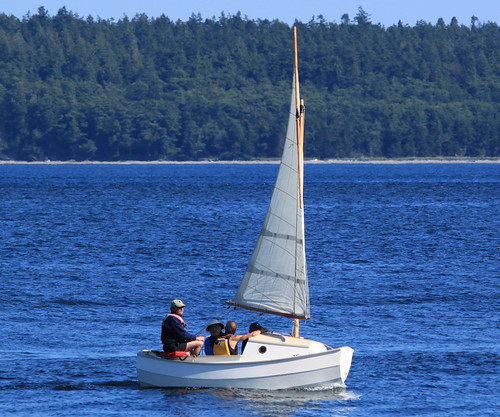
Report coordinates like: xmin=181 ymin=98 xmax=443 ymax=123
xmin=52 ymin=380 xmax=138 ymax=391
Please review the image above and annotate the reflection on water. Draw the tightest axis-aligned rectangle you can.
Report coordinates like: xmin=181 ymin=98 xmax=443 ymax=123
xmin=209 ymin=385 xmax=359 ymax=416
xmin=160 ymin=385 xmax=359 ymax=416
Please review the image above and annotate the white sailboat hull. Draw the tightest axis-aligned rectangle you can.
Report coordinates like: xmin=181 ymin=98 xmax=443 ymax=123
xmin=137 ymin=334 xmax=353 ymax=390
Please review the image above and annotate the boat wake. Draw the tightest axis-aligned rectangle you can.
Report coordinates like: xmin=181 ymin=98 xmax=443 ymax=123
xmin=303 ymin=382 xmax=345 ymax=390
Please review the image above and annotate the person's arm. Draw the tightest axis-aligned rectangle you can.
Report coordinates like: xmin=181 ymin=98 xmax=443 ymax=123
xmin=229 ymin=330 xmax=261 ymax=347
xmin=169 ymin=316 xmax=198 ymax=341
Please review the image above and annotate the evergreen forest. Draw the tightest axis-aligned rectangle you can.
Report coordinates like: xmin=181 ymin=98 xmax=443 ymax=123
xmin=0 ymin=7 xmax=499 ymax=161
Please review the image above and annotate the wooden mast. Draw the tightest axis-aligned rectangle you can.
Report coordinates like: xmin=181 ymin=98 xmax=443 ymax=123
xmin=293 ymin=26 xmax=304 ymax=338
xmin=294 ymin=27 xmax=304 ymax=210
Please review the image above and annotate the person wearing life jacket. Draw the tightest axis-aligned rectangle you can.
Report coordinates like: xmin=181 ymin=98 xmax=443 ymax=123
xmin=161 ymin=299 xmax=204 ymax=356
xmin=203 ymin=319 xmax=225 ymax=355
xmin=222 ymin=320 xmax=263 ymax=355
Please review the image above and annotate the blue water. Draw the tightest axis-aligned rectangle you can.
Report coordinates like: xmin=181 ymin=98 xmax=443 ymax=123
xmin=0 ymin=163 xmax=498 ymax=416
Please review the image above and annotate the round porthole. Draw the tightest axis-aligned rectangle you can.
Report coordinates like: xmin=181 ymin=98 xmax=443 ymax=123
xmin=258 ymin=346 xmax=267 ymax=354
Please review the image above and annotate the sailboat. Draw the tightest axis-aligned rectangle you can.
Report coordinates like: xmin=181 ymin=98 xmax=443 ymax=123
xmin=136 ymin=28 xmax=353 ymax=390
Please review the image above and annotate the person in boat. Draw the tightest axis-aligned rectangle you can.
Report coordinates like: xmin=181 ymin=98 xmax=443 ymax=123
xmin=241 ymin=322 xmax=269 ymax=353
xmin=218 ymin=320 xmax=263 ymax=355
xmin=161 ymin=299 xmax=204 ymax=356
xmin=203 ymin=319 xmax=225 ymax=355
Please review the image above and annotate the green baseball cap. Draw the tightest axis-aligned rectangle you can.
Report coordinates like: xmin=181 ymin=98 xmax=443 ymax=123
xmin=171 ymin=299 xmax=186 ymax=308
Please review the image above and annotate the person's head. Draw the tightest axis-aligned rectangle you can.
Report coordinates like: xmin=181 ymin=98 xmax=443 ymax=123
xmin=206 ymin=322 xmax=224 ymax=337
xmin=249 ymin=322 xmax=268 ymax=333
xmin=170 ymin=299 xmax=186 ymax=315
xmin=225 ymin=320 xmax=237 ymax=335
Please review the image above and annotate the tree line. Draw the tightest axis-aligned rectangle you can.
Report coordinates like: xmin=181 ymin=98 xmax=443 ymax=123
xmin=0 ymin=7 xmax=498 ymax=161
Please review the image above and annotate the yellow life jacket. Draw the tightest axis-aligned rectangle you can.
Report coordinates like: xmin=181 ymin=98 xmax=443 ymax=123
xmin=213 ymin=337 xmax=230 ymax=355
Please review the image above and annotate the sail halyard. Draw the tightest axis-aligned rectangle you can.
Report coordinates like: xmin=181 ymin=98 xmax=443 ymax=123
xmin=228 ymin=28 xmax=310 ymax=322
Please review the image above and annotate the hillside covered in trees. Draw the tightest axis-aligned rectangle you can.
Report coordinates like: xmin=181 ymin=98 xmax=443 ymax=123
xmin=0 ymin=7 xmax=499 ymax=161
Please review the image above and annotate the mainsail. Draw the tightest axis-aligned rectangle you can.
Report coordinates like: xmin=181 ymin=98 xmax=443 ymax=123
xmin=229 ymin=42 xmax=310 ymax=319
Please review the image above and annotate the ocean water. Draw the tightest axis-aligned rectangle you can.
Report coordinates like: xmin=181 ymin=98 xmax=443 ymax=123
xmin=0 ymin=162 xmax=498 ymax=416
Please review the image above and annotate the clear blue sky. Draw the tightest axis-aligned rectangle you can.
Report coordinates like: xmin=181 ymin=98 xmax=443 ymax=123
xmin=2 ymin=0 xmax=499 ymax=27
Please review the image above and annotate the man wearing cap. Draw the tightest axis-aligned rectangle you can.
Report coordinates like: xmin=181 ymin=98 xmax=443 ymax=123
xmin=241 ymin=322 xmax=269 ymax=353
xmin=161 ymin=299 xmax=204 ymax=356
xmin=203 ymin=320 xmax=225 ymax=355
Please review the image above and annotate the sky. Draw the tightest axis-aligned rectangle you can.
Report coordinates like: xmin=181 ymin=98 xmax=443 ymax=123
xmin=2 ymin=0 xmax=499 ymax=27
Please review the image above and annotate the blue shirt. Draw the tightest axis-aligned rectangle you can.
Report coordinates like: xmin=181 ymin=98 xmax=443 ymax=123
xmin=203 ymin=337 xmax=214 ymax=355
xmin=161 ymin=314 xmax=197 ymax=345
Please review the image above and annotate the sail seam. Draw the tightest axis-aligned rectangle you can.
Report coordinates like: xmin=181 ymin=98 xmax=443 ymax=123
xmin=261 ymin=229 xmax=303 ymax=244
xmin=247 ymin=265 xmax=307 ymax=284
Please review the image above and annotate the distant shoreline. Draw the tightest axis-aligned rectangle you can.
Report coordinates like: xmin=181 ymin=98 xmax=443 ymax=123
xmin=0 ymin=158 xmax=499 ymax=165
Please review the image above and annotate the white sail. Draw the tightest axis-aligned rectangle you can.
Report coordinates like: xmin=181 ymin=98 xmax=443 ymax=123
xmin=229 ymin=74 xmax=310 ymax=319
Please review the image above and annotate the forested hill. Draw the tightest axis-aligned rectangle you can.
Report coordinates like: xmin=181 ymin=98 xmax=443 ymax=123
xmin=0 ymin=7 xmax=499 ymax=161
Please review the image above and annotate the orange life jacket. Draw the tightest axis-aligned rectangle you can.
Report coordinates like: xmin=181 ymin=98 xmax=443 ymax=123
xmin=166 ymin=313 xmax=186 ymax=327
